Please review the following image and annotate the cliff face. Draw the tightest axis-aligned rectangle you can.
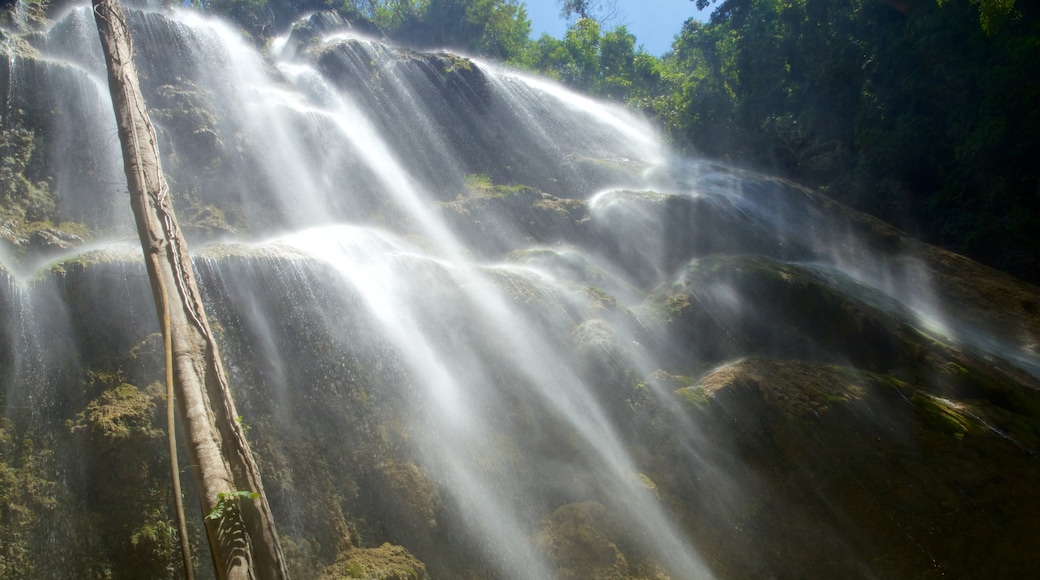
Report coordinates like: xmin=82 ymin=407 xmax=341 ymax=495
xmin=1 ymin=5 xmax=1038 ymax=579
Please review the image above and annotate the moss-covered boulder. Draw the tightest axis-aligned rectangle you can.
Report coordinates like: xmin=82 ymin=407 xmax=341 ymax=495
xmin=539 ymin=501 xmax=671 ymax=580
xmin=365 ymin=460 xmax=441 ymax=539
xmin=318 ymin=543 xmax=428 ymax=580
xmin=749 ymin=177 xmax=1040 ymax=360
xmin=284 ymin=10 xmax=384 ymax=53
xmin=69 ymin=381 xmax=162 ymax=446
xmin=66 ymin=372 xmax=191 ymax=577
xmin=439 ymin=186 xmax=592 ymax=258
xmin=650 ymin=255 xmax=920 ymax=369
xmin=665 ymin=357 xmax=1040 ymax=578
xmin=588 ymin=189 xmax=815 ymax=287
xmin=651 ymin=255 xmax=1040 ymax=405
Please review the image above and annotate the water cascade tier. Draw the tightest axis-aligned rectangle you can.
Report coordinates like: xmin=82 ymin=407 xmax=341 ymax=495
xmin=1 ymin=4 xmax=1039 ymax=578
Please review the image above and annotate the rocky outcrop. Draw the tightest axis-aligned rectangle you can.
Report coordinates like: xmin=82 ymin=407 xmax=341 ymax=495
xmin=667 ymin=358 xmax=1040 ymax=578
xmin=439 ymin=186 xmax=593 ymax=258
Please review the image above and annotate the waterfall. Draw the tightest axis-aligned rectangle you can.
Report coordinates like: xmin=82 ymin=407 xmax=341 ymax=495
xmin=1 ymin=4 xmax=1038 ymax=579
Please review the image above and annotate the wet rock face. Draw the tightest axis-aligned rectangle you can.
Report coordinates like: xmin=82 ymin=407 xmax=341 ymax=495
xmin=649 ymin=256 xmax=916 ymax=369
xmin=6 ymin=198 xmax=1040 ymax=578
xmin=285 ymin=10 xmax=385 ymax=50
xmin=438 ymin=187 xmax=593 ymax=258
xmin=677 ymin=358 xmax=1040 ymax=578
xmin=539 ymin=501 xmax=667 ymax=580
xmin=0 ymin=219 xmax=83 ymax=265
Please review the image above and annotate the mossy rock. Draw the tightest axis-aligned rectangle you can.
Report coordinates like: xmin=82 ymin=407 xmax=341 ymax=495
xmin=285 ymin=10 xmax=381 ymax=51
xmin=786 ymin=176 xmax=1040 ymax=354
xmin=505 ymin=247 xmax=640 ymax=305
xmin=755 ymin=177 xmax=1040 ymax=363
xmin=560 ymin=154 xmax=651 ymax=192
xmin=646 ymin=253 xmax=1040 ymax=401
xmin=648 ymin=255 xmax=918 ymax=370
xmin=318 ymin=543 xmax=428 ymax=580
xmin=69 ymin=382 xmax=163 ymax=444
xmin=539 ymin=501 xmax=670 ymax=580
xmin=919 ymin=245 xmax=1040 ymax=359
xmin=370 ymin=459 xmax=441 ymax=530
xmin=571 ymin=319 xmax=657 ymax=424
xmin=0 ymin=417 xmax=62 ymax=579
xmin=670 ymin=357 xmax=1040 ymax=578
xmin=656 ymin=255 xmax=1040 ymax=419
xmin=587 ymin=189 xmax=815 ymax=288
xmin=439 ymin=187 xmax=592 ymax=259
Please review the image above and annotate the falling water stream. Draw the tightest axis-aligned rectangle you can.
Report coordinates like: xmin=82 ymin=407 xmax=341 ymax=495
xmin=1 ymin=3 xmax=1038 ymax=578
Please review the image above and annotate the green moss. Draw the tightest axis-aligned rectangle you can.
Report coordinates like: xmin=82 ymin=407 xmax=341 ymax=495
xmin=460 ymin=173 xmax=530 ymax=199
xmin=0 ymin=419 xmax=60 ymax=579
xmin=63 ymin=357 xmax=190 ymax=578
xmin=318 ymin=543 xmax=429 ymax=580
xmin=632 ymin=473 xmax=659 ymax=497
xmin=539 ymin=501 xmax=670 ymax=580
xmin=584 ymin=285 xmax=619 ymax=311
xmin=182 ymin=194 xmax=237 ymax=239
xmin=462 ymin=173 xmax=492 ymax=195
xmin=539 ymin=502 xmax=624 ymax=577
xmin=488 ymin=267 xmax=552 ymax=306
xmin=676 ymin=386 xmax=710 ymax=409
xmin=374 ymin=460 xmax=440 ymax=527
xmin=0 ymin=121 xmax=55 ymax=221
xmin=662 ymin=294 xmax=691 ymax=322
xmin=533 ymin=195 xmax=585 ymax=215
xmin=911 ymin=392 xmax=978 ymax=438
xmin=69 ymin=382 xmax=162 ymax=442
xmin=40 ymin=248 xmax=139 ymax=281
xmin=942 ymin=361 xmax=971 ymax=376
xmin=152 ymin=82 xmax=218 ymax=133
xmin=129 ymin=508 xmax=176 ymax=563
xmin=438 ymin=54 xmax=473 ymax=73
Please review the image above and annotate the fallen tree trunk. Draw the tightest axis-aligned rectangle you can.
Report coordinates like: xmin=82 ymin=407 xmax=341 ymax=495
xmin=91 ymin=1 xmax=289 ymax=577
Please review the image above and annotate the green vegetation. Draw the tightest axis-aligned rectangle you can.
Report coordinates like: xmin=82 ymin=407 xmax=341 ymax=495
xmin=69 ymin=380 xmax=162 ymax=438
xmin=0 ymin=111 xmax=87 ymax=259
xmin=206 ymin=490 xmax=261 ymax=522
xmin=0 ymin=420 xmax=59 ymax=579
xmin=658 ymin=0 xmax=1040 ymax=285
xmin=539 ymin=501 xmax=671 ymax=579
xmin=317 ymin=542 xmax=428 ymax=579
xmin=0 ymin=121 xmax=53 ymax=224
xmin=68 ymin=369 xmax=190 ymax=579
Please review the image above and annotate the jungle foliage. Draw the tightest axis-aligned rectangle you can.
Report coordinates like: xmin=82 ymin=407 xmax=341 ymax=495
xmin=661 ymin=0 xmax=1040 ymax=286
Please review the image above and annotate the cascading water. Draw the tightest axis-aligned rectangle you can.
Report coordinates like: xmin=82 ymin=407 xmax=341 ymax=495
xmin=2 ymin=3 xmax=1039 ymax=579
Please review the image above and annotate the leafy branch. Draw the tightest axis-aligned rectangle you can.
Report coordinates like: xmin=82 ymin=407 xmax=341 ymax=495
xmin=205 ymin=490 xmax=259 ymax=522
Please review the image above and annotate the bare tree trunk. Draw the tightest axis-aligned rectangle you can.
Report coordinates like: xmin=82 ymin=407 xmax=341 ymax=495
xmin=91 ymin=1 xmax=289 ymax=577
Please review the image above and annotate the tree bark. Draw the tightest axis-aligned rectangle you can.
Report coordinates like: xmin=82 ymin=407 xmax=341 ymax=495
xmin=91 ymin=1 xmax=289 ymax=578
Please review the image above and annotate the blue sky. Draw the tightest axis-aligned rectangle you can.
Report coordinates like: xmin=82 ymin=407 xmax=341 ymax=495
xmin=523 ymin=0 xmax=710 ymax=56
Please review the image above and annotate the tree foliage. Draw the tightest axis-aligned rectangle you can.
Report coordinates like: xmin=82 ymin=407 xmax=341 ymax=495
xmin=661 ymin=0 xmax=1040 ymax=284
xmin=557 ymin=0 xmax=618 ymax=24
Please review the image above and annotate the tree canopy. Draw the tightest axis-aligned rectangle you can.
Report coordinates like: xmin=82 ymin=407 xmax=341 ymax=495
xmin=661 ymin=0 xmax=1039 ymax=284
